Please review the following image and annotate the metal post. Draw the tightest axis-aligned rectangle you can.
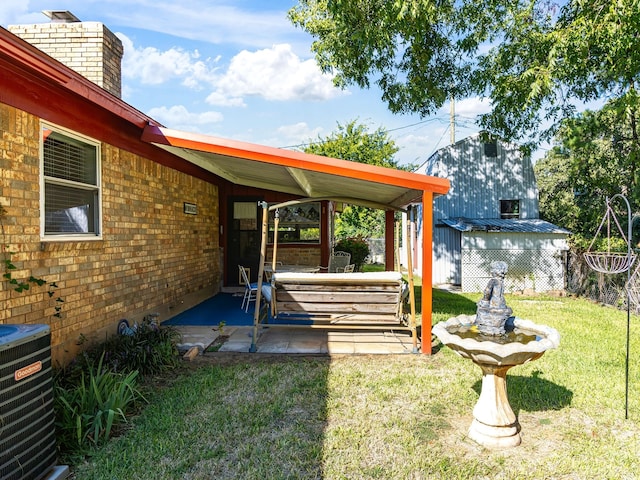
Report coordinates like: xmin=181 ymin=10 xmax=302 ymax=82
xmin=250 ymin=201 xmax=269 ymax=353
xmin=609 ymin=194 xmax=632 ymax=420
xmin=272 ymin=209 xmax=280 ymax=273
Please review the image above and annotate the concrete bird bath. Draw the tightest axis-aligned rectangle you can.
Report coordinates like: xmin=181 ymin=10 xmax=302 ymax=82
xmin=432 ymin=261 xmax=560 ymax=448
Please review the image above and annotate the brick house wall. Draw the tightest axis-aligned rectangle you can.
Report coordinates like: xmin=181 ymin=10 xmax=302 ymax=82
xmin=1 ymin=103 xmax=220 ymax=364
xmin=265 ymin=246 xmax=321 ymax=267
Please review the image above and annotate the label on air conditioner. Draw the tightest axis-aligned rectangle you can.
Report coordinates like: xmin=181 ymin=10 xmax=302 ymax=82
xmin=14 ymin=361 xmax=42 ymax=381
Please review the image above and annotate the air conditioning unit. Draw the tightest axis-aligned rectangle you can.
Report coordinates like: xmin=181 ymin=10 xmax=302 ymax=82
xmin=1 ymin=324 xmax=58 ymax=480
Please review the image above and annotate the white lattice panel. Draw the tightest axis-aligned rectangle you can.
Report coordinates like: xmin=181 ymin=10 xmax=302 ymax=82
xmin=461 ymin=249 xmax=565 ymax=293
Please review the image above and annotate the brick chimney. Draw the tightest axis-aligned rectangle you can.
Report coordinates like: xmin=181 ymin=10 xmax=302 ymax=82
xmin=8 ymin=11 xmax=124 ymax=98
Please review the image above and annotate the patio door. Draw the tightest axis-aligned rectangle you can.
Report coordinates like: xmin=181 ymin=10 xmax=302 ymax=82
xmin=228 ymin=198 xmax=262 ymax=286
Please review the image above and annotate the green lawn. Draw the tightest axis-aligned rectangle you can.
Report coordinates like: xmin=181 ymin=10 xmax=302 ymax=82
xmin=71 ymin=289 xmax=640 ymax=479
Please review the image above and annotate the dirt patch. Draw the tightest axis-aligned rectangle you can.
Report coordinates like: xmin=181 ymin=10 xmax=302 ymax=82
xmin=204 ymin=334 xmax=230 ymax=352
xmin=435 ymin=409 xmax=574 ymax=470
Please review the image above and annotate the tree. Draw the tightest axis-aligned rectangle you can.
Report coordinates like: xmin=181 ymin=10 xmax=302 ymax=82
xmin=303 ymin=120 xmax=407 ymax=239
xmin=289 ymin=1 xmax=640 ymax=153
xmin=535 ymin=100 xmax=640 ymax=243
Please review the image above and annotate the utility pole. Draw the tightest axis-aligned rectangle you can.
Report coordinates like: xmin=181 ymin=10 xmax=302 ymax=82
xmin=450 ymin=95 xmax=455 ymax=145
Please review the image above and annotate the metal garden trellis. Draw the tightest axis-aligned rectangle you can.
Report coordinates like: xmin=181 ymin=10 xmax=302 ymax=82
xmin=583 ymin=194 xmax=635 ymax=419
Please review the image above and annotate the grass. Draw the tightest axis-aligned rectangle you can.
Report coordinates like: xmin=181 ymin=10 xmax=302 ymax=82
xmin=70 ymin=289 xmax=640 ymax=479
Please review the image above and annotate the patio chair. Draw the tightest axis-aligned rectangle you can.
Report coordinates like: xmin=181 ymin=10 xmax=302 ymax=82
xmin=343 ymin=263 xmax=355 ymax=273
xmin=320 ymin=251 xmax=351 ymax=273
xmin=238 ymin=265 xmax=258 ymax=312
xmin=331 ymin=251 xmax=351 ymax=272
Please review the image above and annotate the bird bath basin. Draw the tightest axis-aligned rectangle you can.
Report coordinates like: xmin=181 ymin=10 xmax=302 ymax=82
xmin=432 ymin=262 xmax=560 ymax=449
xmin=433 ymin=315 xmax=560 ymax=448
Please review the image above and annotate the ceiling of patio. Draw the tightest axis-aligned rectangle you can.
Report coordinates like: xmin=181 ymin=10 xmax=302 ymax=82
xmin=142 ymin=124 xmax=450 ymax=211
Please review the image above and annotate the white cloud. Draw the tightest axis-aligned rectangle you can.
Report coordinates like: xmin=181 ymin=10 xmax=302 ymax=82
xmin=107 ymin=1 xmax=303 ymax=50
xmin=117 ymin=34 xmax=343 ymax=107
xmin=206 ymin=44 xmax=345 ymax=106
xmin=205 ymin=91 xmax=246 ymax=108
xmin=146 ymin=105 xmax=223 ymax=130
xmin=0 ymin=0 xmax=42 ymax=26
xmin=449 ymin=97 xmax=492 ymax=118
xmin=276 ymin=122 xmax=324 ymax=145
xmin=117 ymin=33 xmax=219 ymax=87
xmin=1 ymin=1 xmax=307 ymax=51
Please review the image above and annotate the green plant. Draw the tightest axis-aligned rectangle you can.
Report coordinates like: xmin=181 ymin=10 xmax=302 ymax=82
xmin=54 ymin=355 xmax=145 ymax=454
xmin=81 ymin=322 xmax=181 ymax=376
xmin=334 ymin=236 xmax=370 ymax=270
xmin=0 ymin=205 xmax=64 ymax=317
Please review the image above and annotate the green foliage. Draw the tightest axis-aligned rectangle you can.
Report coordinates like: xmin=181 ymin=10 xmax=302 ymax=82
xmin=335 ymin=205 xmax=384 ymax=238
xmin=69 ymin=294 xmax=640 ymax=479
xmin=54 ymin=323 xmax=180 ymax=456
xmin=334 ymin=237 xmax=370 ymax=270
xmin=535 ymin=101 xmax=640 ymax=244
xmin=304 ymin=119 xmax=404 ymax=169
xmin=289 ymin=1 xmax=640 ymax=152
xmin=54 ymin=355 xmax=145 ymax=454
xmin=0 ymin=205 xmax=64 ymax=317
xmin=83 ymin=322 xmax=181 ymax=376
xmin=302 ymin=120 xmax=408 ymax=239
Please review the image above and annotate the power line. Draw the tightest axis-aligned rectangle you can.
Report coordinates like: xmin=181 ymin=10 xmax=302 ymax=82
xmin=428 ymin=124 xmax=452 ymax=158
xmin=278 ymin=117 xmax=446 ymax=150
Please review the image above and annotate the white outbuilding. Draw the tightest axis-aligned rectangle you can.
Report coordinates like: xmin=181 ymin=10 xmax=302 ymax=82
xmin=407 ymin=134 xmax=570 ymax=292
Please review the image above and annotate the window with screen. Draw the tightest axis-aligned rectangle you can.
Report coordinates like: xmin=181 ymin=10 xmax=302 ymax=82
xmin=268 ymin=203 xmax=321 ymax=244
xmin=41 ymin=123 xmax=101 ymax=238
xmin=500 ymin=199 xmax=520 ymax=219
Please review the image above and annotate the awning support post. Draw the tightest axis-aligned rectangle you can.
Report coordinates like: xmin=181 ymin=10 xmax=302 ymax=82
xmin=272 ymin=209 xmax=280 ymax=273
xmin=421 ymin=191 xmax=434 ymax=354
xmin=406 ymin=206 xmax=418 ymax=353
xmin=250 ymin=201 xmax=269 ymax=352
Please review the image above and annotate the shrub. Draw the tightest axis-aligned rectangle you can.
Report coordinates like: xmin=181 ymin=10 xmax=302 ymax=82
xmin=53 ymin=323 xmax=180 ymax=456
xmin=54 ymin=355 xmax=145 ymax=455
xmin=335 ymin=237 xmax=370 ymax=271
xmin=77 ymin=322 xmax=181 ymax=377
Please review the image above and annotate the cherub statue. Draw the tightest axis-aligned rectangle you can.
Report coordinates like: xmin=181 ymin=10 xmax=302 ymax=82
xmin=475 ymin=261 xmax=512 ymax=335
xmin=479 ymin=261 xmax=508 ymax=309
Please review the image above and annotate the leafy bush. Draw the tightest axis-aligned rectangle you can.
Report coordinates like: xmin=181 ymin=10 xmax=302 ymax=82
xmin=80 ymin=322 xmax=181 ymax=376
xmin=53 ymin=322 xmax=180 ymax=456
xmin=335 ymin=237 xmax=370 ymax=270
xmin=570 ymin=231 xmax=633 ymax=252
xmin=54 ymin=355 xmax=145 ymax=455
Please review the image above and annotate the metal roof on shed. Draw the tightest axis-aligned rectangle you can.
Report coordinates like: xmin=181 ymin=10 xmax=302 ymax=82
xmin=440 ymin=218 xmax=571 ymax=234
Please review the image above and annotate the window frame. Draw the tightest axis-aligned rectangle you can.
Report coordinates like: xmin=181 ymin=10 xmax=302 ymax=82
xmin=40 ymin=121 xmax=103 ymax=241
xmin=267 ymin=202 xmax=321 ymax=245
xmin=500 ymin=199 xmax=520 ymax=219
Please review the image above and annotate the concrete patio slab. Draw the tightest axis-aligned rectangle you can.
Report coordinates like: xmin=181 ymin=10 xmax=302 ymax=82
xmin=172 ymin=324 xmax=420 ymax=355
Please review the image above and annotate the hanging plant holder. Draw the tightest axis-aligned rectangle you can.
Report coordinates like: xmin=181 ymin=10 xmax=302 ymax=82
xmin=583 ymin=194 xmax=636 ymax=420
xmin=584 ymin=251 xmax=635 ymax=274
xmin=584 ymin=196 xmax=636 ymax=274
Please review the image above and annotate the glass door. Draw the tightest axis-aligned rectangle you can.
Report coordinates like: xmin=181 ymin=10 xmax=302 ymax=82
xmin=227 ymin=198 xmax=262 ymax=286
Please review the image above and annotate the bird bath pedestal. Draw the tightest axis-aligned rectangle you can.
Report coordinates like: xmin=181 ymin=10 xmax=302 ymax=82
xmin=433 ymin=314 xmax=560 ymax=449
xmin=470 ymin=361 xmax=527 ymax=448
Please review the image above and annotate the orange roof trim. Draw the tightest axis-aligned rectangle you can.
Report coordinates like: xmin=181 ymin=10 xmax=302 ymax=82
xmin=142 ymin=124 xmax=450 ymax=195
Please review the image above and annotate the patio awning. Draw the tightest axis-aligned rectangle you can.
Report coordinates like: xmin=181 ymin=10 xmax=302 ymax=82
xmin=141 ymin=124 xmax=450 ymax=210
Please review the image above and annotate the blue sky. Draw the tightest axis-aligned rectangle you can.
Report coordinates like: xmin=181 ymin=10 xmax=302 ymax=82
xmin=1 ymin=0 xmax=499 ymax=167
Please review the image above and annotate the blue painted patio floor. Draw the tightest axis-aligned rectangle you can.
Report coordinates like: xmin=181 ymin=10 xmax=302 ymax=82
xmin=162 ymin=293 xmax=253 ymax=327
xmin=163 ymin=292 xmax=419 ymax=354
